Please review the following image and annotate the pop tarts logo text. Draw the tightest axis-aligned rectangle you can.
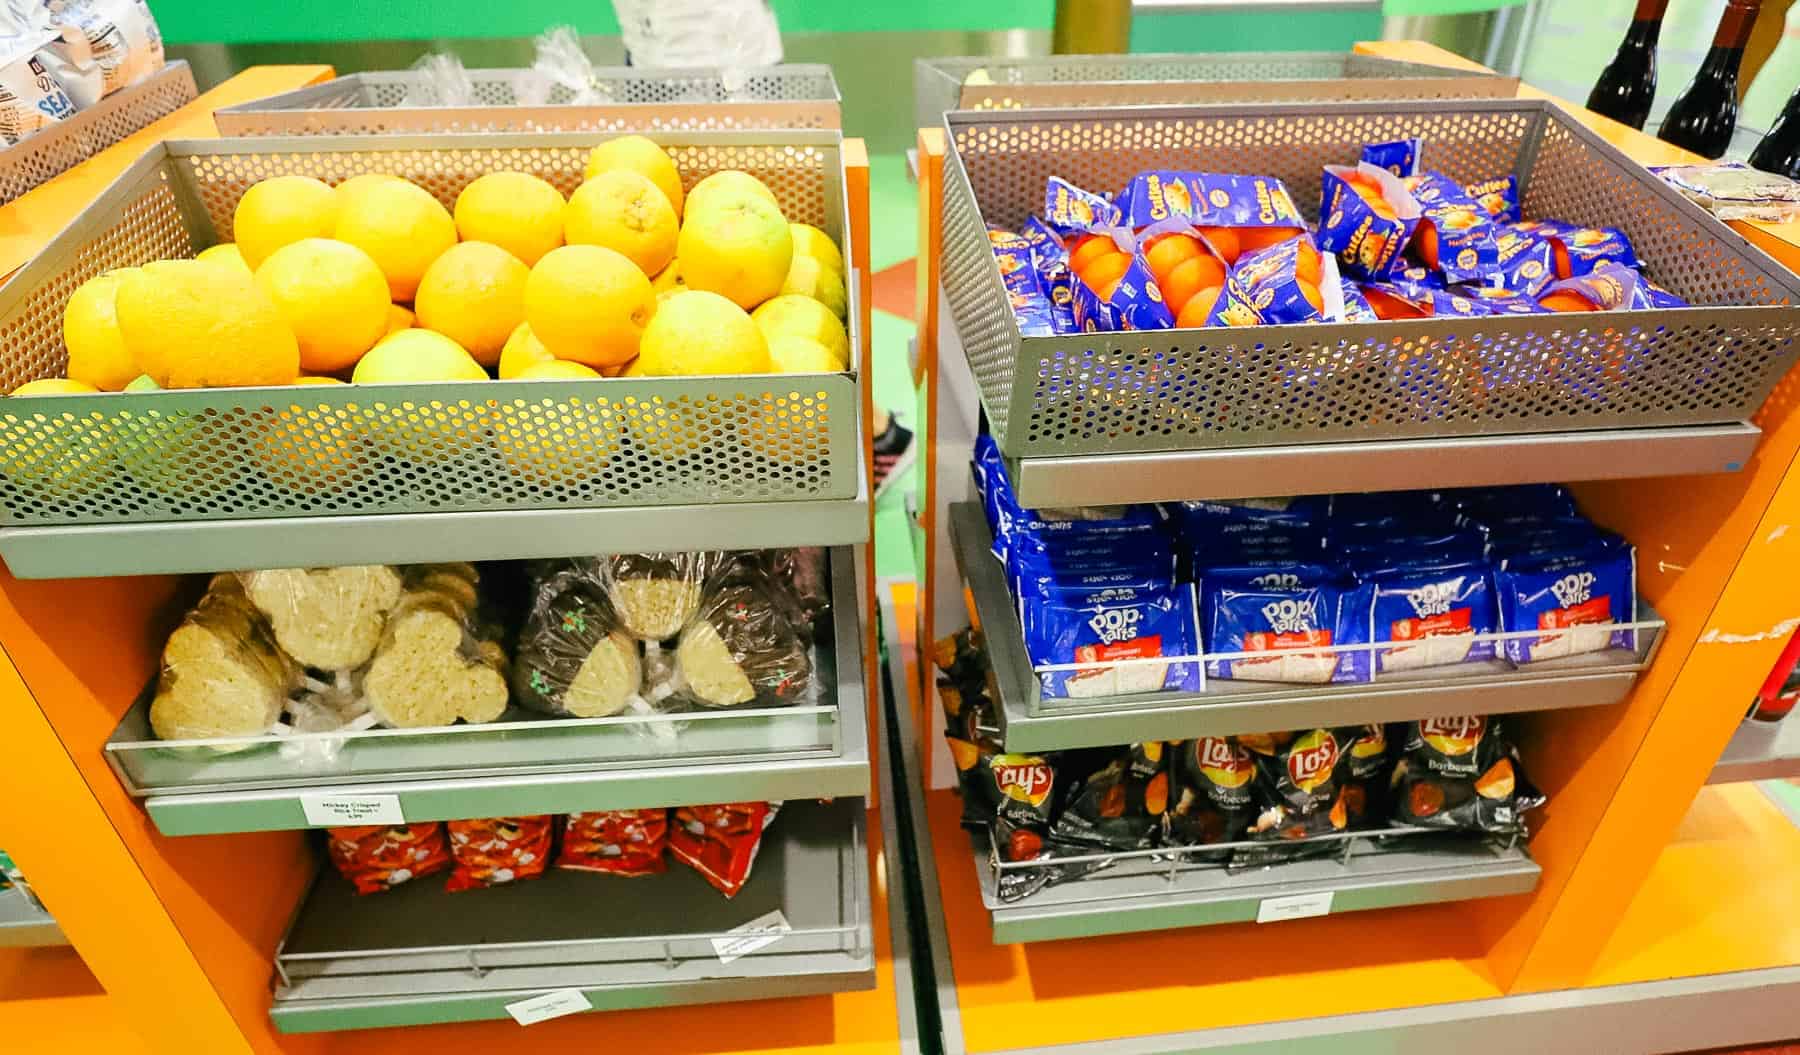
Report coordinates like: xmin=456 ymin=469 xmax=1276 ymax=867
xmin=1405 ymin=579 xmax=1461 ymax=618
xmin=1260 ymin=597 xmax=1318 ymax=634
xmin=1549 ymin=571 xmax=1596 ymax=608
xmin=1250 ymin=572 xmax=1303 ymax=589
xmin=1087 ymin=606 xmax=1144 ymax=644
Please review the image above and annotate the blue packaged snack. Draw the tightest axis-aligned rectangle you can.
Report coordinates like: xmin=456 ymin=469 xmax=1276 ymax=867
xmin=1328 ymin=488 xmax=1444 ymax=524
xmin=1360 ymin=278 xmax=1490 ymax=319
xmin=1113 ymin=171 xmax=1308 ymax=234
xmin=1487 ymin=227 xmax=1556 ymax=296
xmin=1044 ymin=176 xmax=1122 ymax=237
xmin=1213 ymin=236 xmax=1329 ymax=325
xmin=1022 ymin=584 xmax=1202 ymax=698
xmin=1342 ymin=531 xmax=1489 ymax=573
xmin=1455 ymin=285 xmax=1552 ymax=315
xmin=1339 ymin=278 xmax=1379 ymax=322
xmin=1537 ymin=261 xmax=1649 ymax=311
xmin=1170 ymin=495 xmax=1328 ymax=528
xmin=988 ymin=229 xmax=1064 ymax=336
xmin=1366 ymin=562 xmax=1499 ymax=673
xmin=1072 ymin=252 xmax=1175 ymax=332
xmin=1641 ymin=278 xmax=1688 ymax=309
xmin=1441 ymin=483 xmax=1578 ymax=518
xmin=1318 ymin=164 xmax=1423 ymax=281
xmin=1019 ymin=215 xmax=1065 ymax=262
xmin=1464 ymin=175 xmax=1521 ymax=223
xmin=1013 ymin=563 xmax=1177 ymax=602
xmin=1511 ymin=219 xmax=1641 ymax=278
xmin=1404 ymin=171 xmax=1501 ymax=285
xmin=1494 ymin=543 xmax=1637 ymax=663
xmin=1202 ymin=575 xmax=1374 ymax=684
xmin=1362 ymin=138 xmax=1421 ymax=178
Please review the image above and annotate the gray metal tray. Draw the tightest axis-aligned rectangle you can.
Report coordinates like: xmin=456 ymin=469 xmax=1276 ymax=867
xmin=0 ymin=61 xmax=197 ymax=206
xmin=107 ymin=547 xmax=868 ymax=836
xmin=0 ymin=130 xmax=862 ymax=576
xmin=269 ymin=797 xmax=873 ymax=1033
xmin=1708 ymin=718 xmax=1800 ymax=784
xmin=915 ymin=51 xmax=1515 ymax=129
xmin=939 ymin=100 xmax=1800 ymax=504
xmin=952 ymin=502 xmax=1662 ymax=753
xmin=215 ymin=64 xmax=841 ymax=136
xmin=0 ymin=883 xmax=64 ymax=948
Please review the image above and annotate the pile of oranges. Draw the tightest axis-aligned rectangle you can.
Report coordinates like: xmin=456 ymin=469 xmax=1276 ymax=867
xmin=1068 ymin=225 xmax=1330 ymax=328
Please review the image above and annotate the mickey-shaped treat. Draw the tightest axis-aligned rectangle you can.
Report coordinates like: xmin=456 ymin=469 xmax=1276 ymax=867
xmin=239 ymin=565 xmax=403 ymax=670
xmin=603 ymin=552 xmax=723 ymax=640
xmin=674 ymin=582 xmax=812 ymax=708
xmin=151 ymin=576 xmax=299 ymax=741
xmin=363 ymin=589 xmax=508 ymax=728
xmin=514 ymin=568 xmax=643 ymax=718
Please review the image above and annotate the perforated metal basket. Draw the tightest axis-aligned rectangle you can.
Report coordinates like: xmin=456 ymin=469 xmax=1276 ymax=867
xmin=0 ymin=61 xmax=197 ymax=206
xmin=0 ymin=130 xmax=858 ymax=527
xmin=214 ymin=64 xmax=840 ymax=136
xmin=939 ymin=99 xmax=1800 ymax=461
xmin=914 ymin=52 xmax=1516 ymax=129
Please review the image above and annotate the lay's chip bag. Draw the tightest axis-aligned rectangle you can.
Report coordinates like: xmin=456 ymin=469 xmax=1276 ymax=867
xmin=1239 ymin=728 xmax=1355 ymax=844
xmin=1318 ymin=163 xmax=1424 ymax=281
xmin=1404 ymin=171 xmax=1501 ymax=285
xmin=1164 ymin=736 xmax=1258 ymax=849
xmin=1390 ymin=716 xmax=1544 ymax=835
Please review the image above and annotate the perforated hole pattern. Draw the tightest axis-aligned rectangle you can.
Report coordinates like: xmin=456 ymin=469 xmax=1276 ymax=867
xmin=0 ymin=138 xmax=856 ymax=525
xmin=941 ymin=103 xmax=1800 ymax=458
xmin=0 ymin=62 xmax=197 ymax=205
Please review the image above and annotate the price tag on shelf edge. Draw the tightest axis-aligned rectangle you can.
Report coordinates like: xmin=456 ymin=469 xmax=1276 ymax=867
xmin=711 ymin=909 xmax=793 ymax=964
xmin=299 ymin=793 xmax=404 ymax=828
xmin=505 ymin=988 xmax=592 ymax=1026
xmin=1256 ymin=891 xmax=1334 ymax=924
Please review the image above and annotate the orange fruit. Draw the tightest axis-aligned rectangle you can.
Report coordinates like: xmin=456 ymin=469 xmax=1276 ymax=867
xmin=1068 ymin=234 xmax=1116 ymax=275
xmin=1364 ymin=287 xmax=1427 ymax=320
xmin=1079 ymin=252 xmax=1132 ymax=297
xmin=1098 ymin=278 xmax=1122 ymax=301
xmin=1235 ymin=225 xmax=1300 ymax=256
xmin=1414 ymin=222 xmax=1441 ymax=268
xmin=1144 ymin=233 xmax=1202 ymax=283
xmin=1298 ymin=279 xmax=1324 ymax=316
xmin=1344 ymin=170 xmax=1384 ymax=193
xmin=1294 ymin=242 xmax=1323 ymax=286
xmin=1175 ymin=286 xmax=1223 ymax=328
xmin=1196 ymin=226 xmax=1240 ymax=265
xmin=1160 ymin=254 xmax=1227 ymax=314
xmin=1552 ymin=241 xmax=1573 ymax=278
xmin=1540 ymin=290 xmax=1597 ymax=312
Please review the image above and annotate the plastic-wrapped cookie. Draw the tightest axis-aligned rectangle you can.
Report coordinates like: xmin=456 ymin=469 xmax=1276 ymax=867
xmin=239 ymin=566 xmax=404 ymax=670
xmin=151 ymin=581 xmax=300 ymax=741
xmin=603 ymin=552 xmax=723 ymax=640
xmin=514 ymin=570 xmax=644 ymax=718
xmin=674 ymin=583 xmax=812 ymax=708
xmin=363 ymin=591 xmax=509 ymax=728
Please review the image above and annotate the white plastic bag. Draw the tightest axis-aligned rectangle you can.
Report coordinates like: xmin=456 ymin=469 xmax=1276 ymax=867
xmin=29 ymin=0 xmax=164 ymax=107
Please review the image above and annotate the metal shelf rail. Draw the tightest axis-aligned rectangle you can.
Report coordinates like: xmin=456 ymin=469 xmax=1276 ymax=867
xmin=0 ymin=883 xmax=64 ymax=948
xmin=1707 ymin=718 xmax=1800 ymax=784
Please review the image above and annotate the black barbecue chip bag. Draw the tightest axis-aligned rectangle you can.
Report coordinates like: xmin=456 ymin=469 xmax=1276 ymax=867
xmin=983 ymin=753 xmax=1061 ymax=903
xmin=1340 ymin=724 xmax=1394 ymax=830
xmin=933 ymin=629 xmax=1006 ymax=827
xmin=1044 ymin=742 xmax=1169 ymax=883
xmin=1163 ymin=737 xmax=1258 ymax=852
xmin=1390 ymin=716 xmax=1545 ymax=835
xmin=1233 ymin=728 xmax=1355 ymax=868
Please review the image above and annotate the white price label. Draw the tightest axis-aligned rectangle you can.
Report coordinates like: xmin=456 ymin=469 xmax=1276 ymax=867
xmin=711 ymin=909 xmax=792 ymax=964
xmin=299 ymin=793 xmax=404 ymax=827
xmin=1256 ymin=891 xmax=1334 ymax=924
xmin=504 ymin=988 xmax=592 ymax=1026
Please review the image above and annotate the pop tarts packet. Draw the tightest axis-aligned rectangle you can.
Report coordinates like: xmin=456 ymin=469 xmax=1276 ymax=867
xmin=1044 ymin=176 xmax=1122 ymax=237
xmin=1340 ymin=529 xmax=1489 ymax=571
xmin=1362 ymin=138 xmax=1421 ymax=178
xmin=988 ymin=228 xmax=1068 ymax=337
xmin=1464 ymin=175 xmax=1521 ymax=223
xmin=1012 ymin=560 xmax=1178 ymax=602
xmin=1114 ymin=170 xmax=1309 ymax=234
xmin=1201 ymin=569 xmax=1374 ymax=684
xmin=1494 ymin=541 xmax=1637 ymax=663
xmin=1538 ymin=261 xmax=1651 ymax=311
xmin=1207 ymin=235 xmax=1344 ymax=326
xmin=1318 ymin=163 xmax=1424 ymax=281
xmin=1071 ymin=251 xmax=1175 ymax=332
xmin=1362 ymin=561 xmax=1499 ymax=673
xmin=1511 ymin=219 xmax=1641 ymax=278
xmin=1404 ymin=171 xmax=1501 ymax=285
xmin=1023 ymin=584 xmax=1202 ymax=699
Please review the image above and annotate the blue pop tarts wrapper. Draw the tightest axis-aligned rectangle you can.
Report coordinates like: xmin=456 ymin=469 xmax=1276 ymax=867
xmin=1318 ymin=164 xmax=1424 ymax=280
xmin=1072 ymin=253 xmax=1175 ymax=332
xmin=1464 ymin=175 xmax=1521 ymax=223
xmin=1362 ymin=138 xmax=1422 ymax=178
xmin=1023 ymin=584 xmax=1202 ymax=699
xmin=1405 ymin=171 xmax=1501 ymax=285
xmin=1201 ymin=576 xmax=1374 ymax=684
xmin=1495 ymin=543 xmax=1637 ymax=663
xmin=1539 ymin=261 xmax=1648 ymax=310
xmin=1365 ymin=561 xmax=1499 ymax=672
xmin=1441 ymin=483 xmax=1579 ymax=518
xmin=1044 ymin=176 xmax=1122 ymax=237
xmin=1341 ymin=530 xmax=1490 ymax=573
xmin=1169 ymin=495 xmax=1329 ymax=528
xmin=1113 ymin=171 xmax=1309 ymax=233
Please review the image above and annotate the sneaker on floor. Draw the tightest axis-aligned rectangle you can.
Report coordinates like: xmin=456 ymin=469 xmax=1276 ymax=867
xmin=872 ymin=415 xmax=916 ymax=500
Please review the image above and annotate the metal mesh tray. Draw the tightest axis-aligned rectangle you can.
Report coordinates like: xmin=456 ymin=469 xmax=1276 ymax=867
xmin=914 ymin=52 xmax=1516 ymax=129
xmin=0 ymin=130 xmax=859 ymax=530
xmin=940 ymin=99 xmax=1800 ymax=463
xmin=270 ymin=798 xmax=872 ymax=1032
xmin=215 ymin=64 xmax=840 ymax=136
xmin=0 ymin=61 xmax=197 ymax=206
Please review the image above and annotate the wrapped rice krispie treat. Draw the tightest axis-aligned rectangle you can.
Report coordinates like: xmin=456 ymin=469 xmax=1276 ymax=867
xmin=150 ymin=578 xmax=300 ymax=741
xmin=603 ymin=552 xmax=724 ymax=640
xmin=363 ymin=586 xmax=509 ymax=728
xmin=239 ymin=565 xmax=404 ymax=670
xmin=513 ymin=566 xmax=644 ymax=718
xmin=673 ymin=582 xmax=812 ymax=708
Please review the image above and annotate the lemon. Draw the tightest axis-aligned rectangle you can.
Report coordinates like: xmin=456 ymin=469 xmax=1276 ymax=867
xmin=352 ymin=329 xmax=488 ymax=384
xmin=196 ymin=243 xmax=253 ymax=280
xmin=751 ymin=294 xmax=849 ymax=367
xmin=525 ymin=245 xmax=653 ymax=369
xmin=10 ymin=378 xmax=97 ymax=395
xmin=677 ymin=190 xmax=791 ymax=309
xmin=514 ymin=360 xmax=602 ymax=380
xmin=63 ymin=268 xmax=139 ymax=391
xmin=334 ymin=173 xmax=406 ymax=211
xmin=583 ymin=135 xmax=684 ymax=217
xmin=3 ymin=378 xmax=114 ymax=498
xmin=768 ymin=335 xmax=845 ymax=373
xmin=780 ymin=254 xmax=848 ymax=320
xmin=334 ymin=179 xmax=457 ymax=302
xmin=297 ymin=376 xmax=347 ymax=385
xmin=116 ymin=261 xmax=299 ymax=389
xmin=789 ymin=223 xmax=845 ymax=275
xmin=385 ymin=304 xmax=414 ymax=335
xmin=498 ymin=323 xmax=556 ymax=379
xmin=415 ymin=242 xmax=529 ymax=368
xmin=685 ymin=170 xmax=779 ymax=218
xmin=651 ymin=257 xmax=687 ymax=302
xmin=234 ymin=176 xmax=339 ymax=270
xmin=255 ymin=238 xmax=391 ymax=374
xmin=636 ymin=291 xmax=769 ymax=376
xmin=455 ymin=172 xmax=566 ymax=267
xmin=565 ymin=170 xmax=678 ymax=277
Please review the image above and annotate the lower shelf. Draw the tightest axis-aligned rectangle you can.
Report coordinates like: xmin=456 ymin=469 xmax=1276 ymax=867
xmin=269 ymin=798 xmax=875 ymax=1033
xmin=969 ymin=828 xmax=1540 ymax=944
xmin=0 ymin=886 xmax=62 ymax=949
xmin=1707 ymin=717 xmax=1800 ymax=784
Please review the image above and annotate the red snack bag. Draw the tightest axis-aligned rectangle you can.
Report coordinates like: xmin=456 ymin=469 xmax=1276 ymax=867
xmin=669 ymin=802 xmax=779 ymax=898
xmin=558 ymin=809 xmax=669 ymax=877
xmin=445 ymin=815 xmax=554 ymax=892
xmin=326 ymin=823 xmax=451 ymax=895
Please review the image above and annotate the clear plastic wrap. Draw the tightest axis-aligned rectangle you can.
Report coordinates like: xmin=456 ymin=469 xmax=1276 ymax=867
xmin=401 ymin=50 xmax=475 ymax=107
xmin=23 ymin=0 xmax=163 ymax=108
xmin=149 ymin=576 xmax=300 ymax=741
xmin=529 ymin=24 xmax=600 ymax=104
xmin=602 ymin=552 xmax=724 ymax=641
xmin=326 ymin=823 xmax=451 ymax=895
xmin=362 ymin=577 xmax=509 ymax=729
xmin=513 ymin=565 xmax=644 ymax=718
xmin=671 ymin=581 xmax=812 ymax=708
xmin=238 ymin=565 xmax=404 ymax=671
xmin=0 ymin=15 xmax=73 ymax=145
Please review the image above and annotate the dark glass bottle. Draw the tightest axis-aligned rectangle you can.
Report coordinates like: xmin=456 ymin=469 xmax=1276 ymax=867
xmin=1749 ymin=86 xmax=1800 ymax=178
xmin=1658 ymin=0 xmax=1763 ymax=158
xmin=1587 ymin=0 xmax=1670 ymax=128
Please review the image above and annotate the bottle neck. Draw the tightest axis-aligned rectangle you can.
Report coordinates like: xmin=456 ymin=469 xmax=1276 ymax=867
xmin=1708 ymin=0 xmax=1761 ymax=57
xmin=1624 ymin=0 xmax=1670 ymax=44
